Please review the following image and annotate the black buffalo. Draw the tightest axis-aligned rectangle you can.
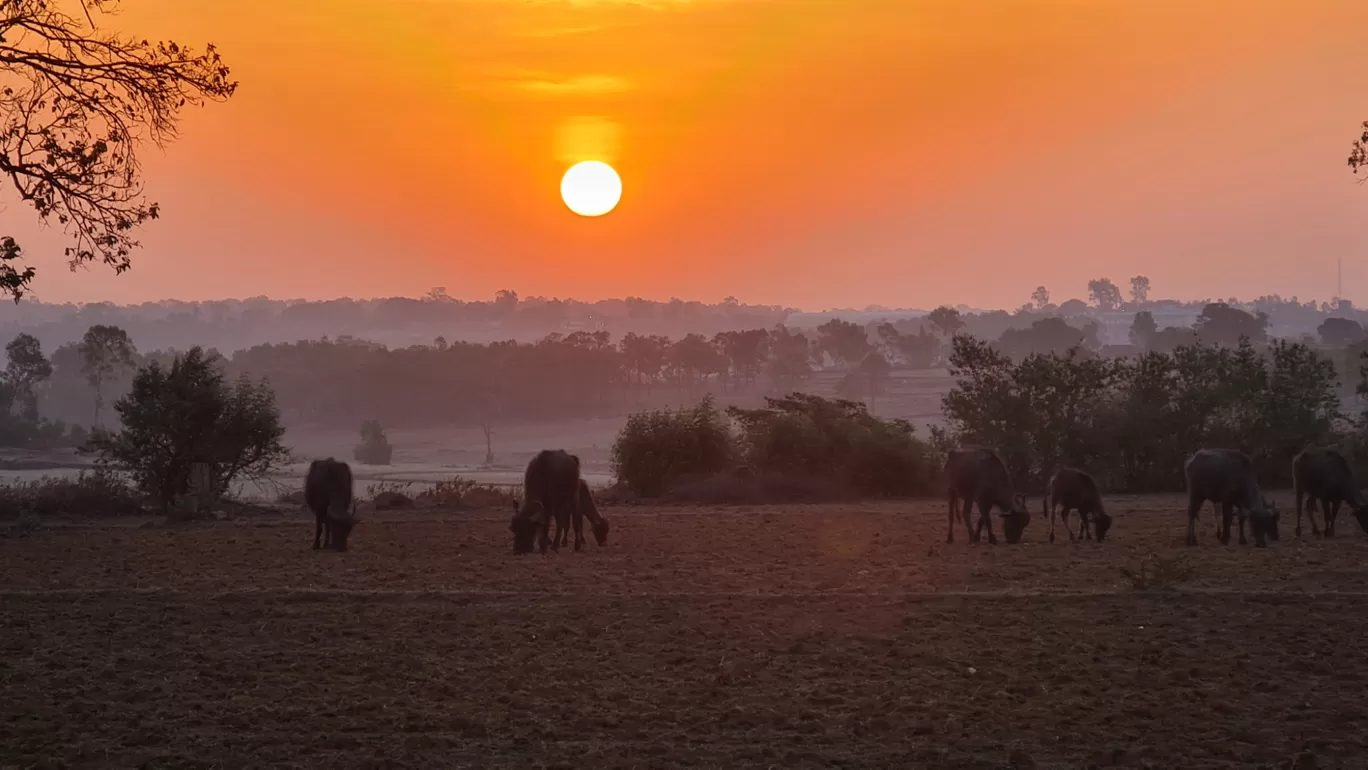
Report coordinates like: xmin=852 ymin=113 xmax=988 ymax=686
xmin=511 ymin=449 xmax=583 ymax=555
xmin=1184 ymin=448 xmax=1279 ymax=547
xmin=305 ymin=458 xmax=357 ymax=551
xmin=944 ymin=447 xmax=1031 ymax=545
xmin=1293 ymin=447 xmax=1368 ymax=537
xmin=1045 ymin=467 xmax=1112 ymax=543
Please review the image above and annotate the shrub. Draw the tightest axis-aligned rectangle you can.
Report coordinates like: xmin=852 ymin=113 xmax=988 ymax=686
xmin=88 ymin=347 xmax=291 ymax=514
xmin=728 ymin=393 xmax=938 ymax=498
xmin=354 ymin=419 xmax=394 ymax=465
xmin=0 ymin=470 xmax=144 ymax=519
xmin=661 ymin=472 xmax=851 ymax=505
xmin=611 ymin=395 xmax=734 ymax=497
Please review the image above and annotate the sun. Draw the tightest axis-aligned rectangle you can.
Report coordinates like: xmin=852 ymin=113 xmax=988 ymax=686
xmin=560 ymin=161 xmax=622 ymax=217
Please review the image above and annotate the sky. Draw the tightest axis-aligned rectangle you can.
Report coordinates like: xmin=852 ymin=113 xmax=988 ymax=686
xmin=3 ymin=0 xmax=1367 ymax=310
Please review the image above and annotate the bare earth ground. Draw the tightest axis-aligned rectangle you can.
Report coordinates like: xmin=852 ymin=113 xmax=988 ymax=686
xmin=5 ymin=493 xmax=1368 ymax=769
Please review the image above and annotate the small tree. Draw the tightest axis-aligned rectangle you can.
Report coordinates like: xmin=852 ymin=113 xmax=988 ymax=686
xmin=354 ymin=419 xmax=394 ymax=465
xmin=78 ymin=324 xmax=136 ymax=427
xmin=927 ymin=306 xmax=964 ymax=337
xmin=1350 ymin=120 xmax=1367 ymax=177
xmin=1031 ymin=286 xmax=1051 ymax=310
xmin=5 ymin=333 xmax=52 ymax=419
xmin=90 ymin=347 xmax=289 ymax=513
xmin=1087 ymin=278 xmax=1123 ymax=311
xmin=1129 ymin=311 xmax=1159 ymax=350
xmin=1129 ymin=276 xmax=1151 ymax=305
xmin=611 ymin=395 xmax=734 ymax=497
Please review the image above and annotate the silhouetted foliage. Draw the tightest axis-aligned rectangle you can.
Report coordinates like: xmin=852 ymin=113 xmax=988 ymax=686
xmin=996 ymin=317 xmax=1089 ymax=360
xmin=78 ymin=324 xmax=135 ymax=427
xmin=1194 ymin=303 xmax=1268 ymax=347
xmin=1031 ymin=286 xmax=1051 ymax=310
xmin=726 ymin=393 xmax=936 ymax=498
xmin=0 ymin=469 xmax=142 ymax=519
xmin=927 ymin=306 xmax=964 ymax=337
xmin=941 ymin=335 xmax=1345 ymax=492
xmin=90 ymin=347 xmax=289 ymax=513
xmin=1319 ymin=317 xmax=1364 ymax=347
xmin=816 ymin=319 xmax=872 ymax=369
xmin=1351 ymin=120 xmax=1368 ymax=176
xmin=1087 ymin=278 xmax=1123 ymax=311
xmin=1129 ymin=311 xmax=1158 ymax=351
xmin=354 ymin=419 xmax=394 ymax=465
xmin=610 ymin=396 xmax=734 ymax=497
xmin=0 ymin=0 xmax=237 ymax=298
xmin=1129 ymin=276 xmax=1151 ymax=305
xmin=5 ymin=332 xmax=50 ymax=418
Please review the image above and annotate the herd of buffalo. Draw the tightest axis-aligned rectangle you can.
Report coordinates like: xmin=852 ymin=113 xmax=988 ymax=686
xmin=301 ymin=445 xmax=1368 ymax=553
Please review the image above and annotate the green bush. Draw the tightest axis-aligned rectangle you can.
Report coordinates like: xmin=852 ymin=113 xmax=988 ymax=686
xmin=0 ymin=470 xmax=144 ymax=519
xmin=611 ymin=395 xmax=734 ymax=497
xmin=728 ymin=393 xmax=938 ymax=498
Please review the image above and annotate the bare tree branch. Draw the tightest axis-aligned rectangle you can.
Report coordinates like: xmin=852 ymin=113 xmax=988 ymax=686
xmin=0 ymin=0 xmax=237 ymax=300
xmin=1351 ymin=120 xmax=1368 ymax=185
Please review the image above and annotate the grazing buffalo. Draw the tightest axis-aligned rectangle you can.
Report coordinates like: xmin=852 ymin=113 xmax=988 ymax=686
xmin=1293 ymin=447 xmax=1368 ymax=537
xmin=1045 ymin=467 xmax=1112 ymax=543
xmin=1184 ymin=448 xmax=1280 ymax=547
xmin=305 ymin=458 xmax=357 ymax=551
xmin=945 ymin=447 xmax=1031 ymax=545
xmin=510 ymin=449 xmax=580 ymax=555
xmin=575 ymin=478 xmax=611 ymax=548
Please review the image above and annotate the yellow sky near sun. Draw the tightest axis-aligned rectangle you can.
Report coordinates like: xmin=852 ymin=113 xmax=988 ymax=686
xmin=4 ymin=0 xmax=1366 ymax=308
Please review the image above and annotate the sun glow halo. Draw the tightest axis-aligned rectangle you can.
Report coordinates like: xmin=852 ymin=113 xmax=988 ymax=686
xmin=560 ymin=161 xmax=622 ymax=217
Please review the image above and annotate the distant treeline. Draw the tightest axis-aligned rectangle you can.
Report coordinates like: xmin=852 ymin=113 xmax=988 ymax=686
xmin=9 ymin=297 xmax=1368 ymax=442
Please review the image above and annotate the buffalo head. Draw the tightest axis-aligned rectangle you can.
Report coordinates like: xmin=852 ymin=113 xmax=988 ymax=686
xmin=1092 ymin=511 xmax=1114 ymax=543
xmin=1353 ymin=502 xmax=1368 ymax=536
xmin=999 ymin=495 xmax=1031 ymax=544
xmin=592 ymin=518 xmax=610 ymax=547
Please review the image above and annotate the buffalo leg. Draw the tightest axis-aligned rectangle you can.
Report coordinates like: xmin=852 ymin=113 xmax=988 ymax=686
xmin=1186 ymin=494 xmax=1202 ymax=546
xmin=977 ymin=497 xmax=998 ymax=545
xmin=1328 ymin=500 xmax=1341 ymax=537
xmin=946 ymin=493 xmax=957 ymax=545
xmin=1061 ymin=508 xmax=1076 ymax=542
xmin=1219 ymin=503 xmax=1234 ymax=545
xmin=1047 ymin=500 xmax=1055 ymax=543
xmin=572 ymin=504 xmax=585 ymax=552
xmin=313 ymin=516 xmax=324 ymax=550
xmin=1295 ymin=489 xmax=1307 ymax=537
xmin=962 ymin=498 xmax=977 ymax=543
xmin=1078 ymin=512 xmax=1090 ymax=541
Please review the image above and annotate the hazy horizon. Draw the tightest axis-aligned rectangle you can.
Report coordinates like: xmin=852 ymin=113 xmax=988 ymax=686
xmin=2 ymin=0 xmax=1366 ymax=311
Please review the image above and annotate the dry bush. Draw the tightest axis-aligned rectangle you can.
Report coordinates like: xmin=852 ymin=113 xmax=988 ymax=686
xmin=0 ymin=470 xmax=144 ymax=519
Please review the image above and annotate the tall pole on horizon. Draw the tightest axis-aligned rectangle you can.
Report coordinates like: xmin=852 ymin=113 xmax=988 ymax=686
xmin=1338 ymin=256 xmax=1343 ymax=305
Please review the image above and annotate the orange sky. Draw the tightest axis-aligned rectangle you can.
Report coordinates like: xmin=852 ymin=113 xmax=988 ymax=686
xmin=4 ymin=0 xmax=1366 ymax=309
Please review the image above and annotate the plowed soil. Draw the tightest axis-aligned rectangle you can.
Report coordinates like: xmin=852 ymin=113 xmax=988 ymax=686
xmin=4 ymin=494 xmax=1368 ymax=768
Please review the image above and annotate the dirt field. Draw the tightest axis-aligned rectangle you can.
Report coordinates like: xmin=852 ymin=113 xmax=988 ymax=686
xmin=4 ymin=494 xmax=1368 ymax=768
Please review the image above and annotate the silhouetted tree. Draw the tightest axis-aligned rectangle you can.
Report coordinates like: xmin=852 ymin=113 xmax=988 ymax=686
xmin=767 ymin=326 xmax=814 ymax=391
xmin=1087 ymin=278 xmax=1123 ymax=311
xmin=79 ymin=325 xmax=136 ymax=427
xmin=1194 ymin=303 xmax=1268 ymax=347
xmin=1129 ymin=311 xmax=1158 ymax=350
xmin=816 ymin=318 xmax=872 ymax=369
xmin=0 ymin=1 xmax=237 ymax=299
xmin=1351 ymin=120 xmax=1368 ymax=177
xmin=91 ymin=347 xmax=288 ymax=513
xmin=4 ymin=333 xmax=51 ymax=419
xmin=997 ymin=317 xmax=1089 ymax=359
xmin=1129 ymin=276 xmax=1151 ymax=305
xmin=1058 ymin=298 xmax=1090 ymax=315
xmin=1318 ymin=317 xmax=1364 ymax=347
xmin=927 ymin=306 xmax=964 ymax=337
xmin=876 ymin=323 xmax=939 ymax=369
xmin=1031 ymin=286 xmax=1050 ymax=310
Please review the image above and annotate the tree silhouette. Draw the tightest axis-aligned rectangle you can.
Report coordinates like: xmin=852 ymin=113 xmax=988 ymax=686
xmin=1129 ymin=311 xmax=1158 ymax=350
xmin=1318 ymin=317 xmax=1364 ymax=347
xmin=1087 ymin=278 xmax=1123 ymax=311
xmin=1351 ymin=120 xmax=1367 ymax=177
xmin=4 ymin=332 xmax=51 ymax=419
xmin=79 ymin=324 xmax=136 ymax=426
xmin=1031 ymin=286 xmax=1050 ymax=310
xmin=1129 ymin=276 xmax=1151 ymax=305
xmin=0 ymin=0 xmax=237 ymax=299
xmin=927 ymin=306 xmax=964 ymax=337
xmin=816 ymin=318 xmax=871 ymax=369
xmin=1194 ymin=303 xmax=1268 ymax=347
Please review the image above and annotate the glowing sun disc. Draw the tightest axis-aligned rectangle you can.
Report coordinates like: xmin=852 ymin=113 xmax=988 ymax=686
xmin=561 ymin=161 xmax=622 ymax=217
